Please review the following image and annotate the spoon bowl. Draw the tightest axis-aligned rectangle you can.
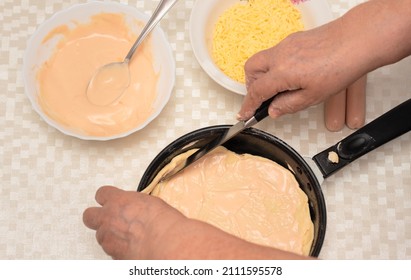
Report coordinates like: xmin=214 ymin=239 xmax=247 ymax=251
xmin=86 ymin=0 xmax=179 ymax=106
xmin=87 ymin=60 xmax=131 ymax=106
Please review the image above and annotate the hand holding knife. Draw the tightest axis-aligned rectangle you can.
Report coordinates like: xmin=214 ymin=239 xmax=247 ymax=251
xmin=159 ymin=95 xmax=277 ymax=182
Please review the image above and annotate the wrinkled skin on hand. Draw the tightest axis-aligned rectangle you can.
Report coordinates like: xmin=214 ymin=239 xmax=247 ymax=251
xmin=83 ymin=186 xmax=186 ymax=259
xmin=83 ymin=186 xmax=312 ymax=260
xmin=238 ymin=0 xmax=411 ymax=120
xmin=238 ymin=20 xmax=362 ymax=120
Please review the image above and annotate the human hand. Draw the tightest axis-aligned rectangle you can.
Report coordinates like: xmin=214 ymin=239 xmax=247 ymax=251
xmin=83 ymin=186 xmax=314 ymax=260
xmin=237 ymin=20 xmax=365 ymax=121
xmin=83 ymin=186 xmax=186 ymax=259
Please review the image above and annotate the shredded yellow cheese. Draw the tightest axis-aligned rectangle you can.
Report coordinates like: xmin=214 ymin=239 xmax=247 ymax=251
xmin=212 ymin=0 xmax=304 ymax=83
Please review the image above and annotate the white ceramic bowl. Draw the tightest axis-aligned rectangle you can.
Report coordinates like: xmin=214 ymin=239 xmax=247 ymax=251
xmin=23 ymin=1 xmax=175 ymax=140
xmin=189 ymin=0 xmax=333 ymax=95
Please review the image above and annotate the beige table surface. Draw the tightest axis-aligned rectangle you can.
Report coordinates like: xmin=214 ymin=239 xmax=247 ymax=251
xmin=1 ymin=0 xmax=410 ymax=260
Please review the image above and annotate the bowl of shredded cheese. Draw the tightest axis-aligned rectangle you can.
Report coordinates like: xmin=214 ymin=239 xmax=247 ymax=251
xmin=189 ymin=0 xmax=333 ymax=95
xmin=23 ymin=2 xmax=175 ymax=140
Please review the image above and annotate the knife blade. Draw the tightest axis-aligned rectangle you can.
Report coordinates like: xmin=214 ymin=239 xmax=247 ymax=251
xmin=159 ymin=95 xmax=277 ymax=182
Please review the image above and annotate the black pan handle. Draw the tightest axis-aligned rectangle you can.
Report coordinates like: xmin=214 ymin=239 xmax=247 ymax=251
xmin=313 ymin=98 xmax=411 ymax=178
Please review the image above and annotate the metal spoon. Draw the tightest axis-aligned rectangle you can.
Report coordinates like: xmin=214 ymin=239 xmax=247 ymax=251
xmin=87 ymin=0 xmax=179 ymax=106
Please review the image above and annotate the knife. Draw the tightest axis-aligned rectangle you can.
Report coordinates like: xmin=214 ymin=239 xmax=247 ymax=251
xmin=159 ymin=95 xmax=277 ymax=182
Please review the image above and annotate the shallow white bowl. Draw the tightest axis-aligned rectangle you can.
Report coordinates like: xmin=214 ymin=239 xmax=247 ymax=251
xmin=23 ymin=1 xmax=175 ymax=141
xmin=189 ymin=0 xmax=333 ymax=95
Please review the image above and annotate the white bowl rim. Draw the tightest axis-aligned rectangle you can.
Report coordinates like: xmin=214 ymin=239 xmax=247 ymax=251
xmin=23 ymin=1 xmax=175 ymax=141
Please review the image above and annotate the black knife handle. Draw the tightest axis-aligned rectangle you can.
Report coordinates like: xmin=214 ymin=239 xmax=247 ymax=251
xmin=253 ymin=95 xmax=277 ymax=122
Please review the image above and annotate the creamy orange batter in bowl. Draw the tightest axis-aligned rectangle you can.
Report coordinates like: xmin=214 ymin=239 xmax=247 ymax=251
xmin=23 ymin=2 xmax=175 ymax=140
xmin=138 ymin=125 xmax=327 ymax=257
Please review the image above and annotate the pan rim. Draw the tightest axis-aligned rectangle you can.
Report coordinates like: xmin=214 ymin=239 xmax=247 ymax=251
xmin=137 ymin=124 xmax=327 ymax=257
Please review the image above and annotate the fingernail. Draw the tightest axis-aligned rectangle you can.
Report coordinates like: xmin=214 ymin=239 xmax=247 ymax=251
xmin=237 ymin=111 xmax=253 ymax=121
xmin=236 ymin=113 xmax=246 ymax=121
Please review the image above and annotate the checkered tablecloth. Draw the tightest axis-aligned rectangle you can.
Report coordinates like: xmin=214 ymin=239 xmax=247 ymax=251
xmin=1 ymin=0 xmax=410 ymax=259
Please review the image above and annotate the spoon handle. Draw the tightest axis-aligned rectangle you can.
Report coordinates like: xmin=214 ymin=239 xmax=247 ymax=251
xmin=125 ymin=0 xmax=179 ymax=61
